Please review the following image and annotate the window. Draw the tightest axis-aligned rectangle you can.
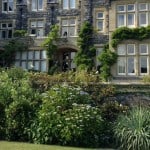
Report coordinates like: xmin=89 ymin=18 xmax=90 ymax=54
xmin=0 ymin=22 xmax=13 ymax=39
xmin=63 ymin=0 xmax=75 ymax=9
xmin=117 ymin=4 xmax=135 ymax=27
xmin=32 ymin=0 xmax=43 ymax=11
xmin=30 ymin=20 xmax=44 ymax=37
xmin=96 ymin=12 xmax=104 ymax=31
xmin=2 ymin=0 xmax=14 ymax=12
xmin=117 ymin=43 xmax=150 ymax=76
xmin=117 ymin=44 xmax=136 ymax=75
xmin=139 ymin=13 xmax=148 ymax=27
xmin=139 ymin=3 xmax=147 ymax=11
xmin=61 ymin=19 xmax=76 ymax=37
xmin=15 ymin=50 xmax=47 ymax=72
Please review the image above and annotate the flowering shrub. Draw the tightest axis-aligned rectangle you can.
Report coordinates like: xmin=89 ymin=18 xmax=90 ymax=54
xmin=30 ymin=85 xmax=104 ymax=147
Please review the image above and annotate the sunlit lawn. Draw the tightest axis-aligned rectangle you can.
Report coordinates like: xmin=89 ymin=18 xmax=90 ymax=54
xmin=0 ymin=141 xmax=114 ymax=150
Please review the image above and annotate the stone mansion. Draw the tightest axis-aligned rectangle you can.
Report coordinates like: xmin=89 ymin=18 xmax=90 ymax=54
xmin=0 ymin=0 xmax=150 ymax=79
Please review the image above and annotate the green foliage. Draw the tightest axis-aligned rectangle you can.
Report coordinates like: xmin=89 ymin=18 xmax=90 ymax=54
xmin=13 ymin=30 xmax=27 ymax=37
xmin=114 ymin=107 xmax=150 ymax=150
xmin=0 ymin=102 xmax=6 ymax=140
xmin=111 ymin=26 xmax=150 ymax=48
xmin=42 ymin=25 xmax=59 ymax=74
xmin=29 ymin=85 xmax=104 ymax=147
xmin=142 ymin=75 xmax=150 ymax=83
xmin=74 ymin=22 xmax=96 ymax=70
xmin=98 ymin=45 xmax=117 ymax=81
xmin=1 ymin=40 xmax=28 ymax=67
xmin=6 ymin=100 xmax=34 ymax=141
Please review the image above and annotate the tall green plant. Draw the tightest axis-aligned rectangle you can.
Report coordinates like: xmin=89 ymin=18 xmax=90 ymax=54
xmin=42 ymin=25 xmax=59 ymax=74
xmin=98 ymin=44 xmax=117 ymax=81
xmin=114 ymin=107 xmax=150 ymax=150
xmin=74 ymin=22 xmax=96 ymax=70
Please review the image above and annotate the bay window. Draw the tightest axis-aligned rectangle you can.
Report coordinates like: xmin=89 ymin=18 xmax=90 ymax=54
xmin=96 ymin=12 xmax=104 ymax=31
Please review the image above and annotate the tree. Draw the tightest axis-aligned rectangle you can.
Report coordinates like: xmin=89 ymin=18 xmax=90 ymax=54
xmin=42 ymin=25 xmax=59 ymax=74
xmin=74 ymin=22 xmax=96 ymax=70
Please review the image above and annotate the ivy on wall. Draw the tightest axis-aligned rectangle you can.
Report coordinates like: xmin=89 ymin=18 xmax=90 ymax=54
xmin=42 ymin=25 xmax=59 ymax=74
xmin=111 ymin=26 xmax=150 ymax=48
xmin=74 ymin=21 xmax=96 ymax=70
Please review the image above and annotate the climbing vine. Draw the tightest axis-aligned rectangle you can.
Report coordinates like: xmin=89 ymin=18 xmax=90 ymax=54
xmin=98 ymin=44 xmax=117 ymax=81
xmin=74 ymin=21 xmax=96 ymax=70
xmin=111 ymin=26 xmax=150 ymax=48
xmin=42 ymin=25 xmax=59 ymax=74
xmin=0 ymin=30 xmax=28 ymax=67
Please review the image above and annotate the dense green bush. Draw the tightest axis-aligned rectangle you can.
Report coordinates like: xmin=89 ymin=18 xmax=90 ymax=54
xmin=114 ymin=107 xmax=150 ymax=150
xmin=29 ymin=85 xmax=104 ymax=147
xmin=6 ymin=100 xmax=34 ymax=141
xmin=0 ymin=102 xmax=6 ymax=140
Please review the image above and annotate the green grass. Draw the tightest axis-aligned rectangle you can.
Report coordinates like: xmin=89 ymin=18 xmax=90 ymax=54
xmin=0 ymin=141 xmax=114 ymax=150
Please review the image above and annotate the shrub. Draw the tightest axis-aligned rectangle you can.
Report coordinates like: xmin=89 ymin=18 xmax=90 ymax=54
xmin=29 ymin=85 xmax=104 ymax=147
xmin=6 ymin=100 xmax=34 ymax=141
xmin=114 ymin=107 xmax=150 ymax=150
xmin=0 ymin=102 xmax=6 ymax=140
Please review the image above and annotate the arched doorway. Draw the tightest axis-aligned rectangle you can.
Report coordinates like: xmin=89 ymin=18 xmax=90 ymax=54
xmin=55 ymin=47 xmax=77 ymax=71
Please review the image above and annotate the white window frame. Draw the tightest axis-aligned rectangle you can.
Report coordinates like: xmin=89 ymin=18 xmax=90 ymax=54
xmin=140 ymin=44 xmax=148 ymax=55
xmin=63 ymin=0 xmax=76 ymax=9
xmin=2 ymin=0 xmax=14 ymax=13
xmin=32 ymin=0 xmax=43 ymax=11
xmin=61 ymin=18 xmax=76 ymax=37
xmin=96 ymin=12 xmax=104 ymax=32
xmin=127 ymin=4 xmax=135 ymax=12
xmin=140 ymin=56 xmax=149 ymax=75
xmin=139 ymin=3 xmax=148 ymax=11
xmin=139 ymin=12 xmax=148 ymax=27
xmin=117 ymin=5 xmax=126 ymax=12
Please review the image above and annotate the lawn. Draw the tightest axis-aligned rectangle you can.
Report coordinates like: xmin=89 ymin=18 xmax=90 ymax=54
xmin=0 ymin=141 xmax=114 ymax=150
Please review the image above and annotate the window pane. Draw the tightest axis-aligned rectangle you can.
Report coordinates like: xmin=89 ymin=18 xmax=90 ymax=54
xmin=127 ymin=44 xmax=135 ymax=54
xmin=41 ymin=50 xmax=47 ymax=59
xmin=15 ymin=61 xmax=20 ymax=67
xmin=118 ymin=58 xmax=126 ymax=74
xmin=8 ymin=0 xmax=13 ymax=11
xmin=139 ymin=3 xmax=147 ymax=11
xmin=22 ymin=52 xmax=27 ymax=59
xmin=69 ymin=19 xmax=75 ymax=25
xmin=139 ymin=13 xmax=147 ymax=26
xmin=32 ymin=0 xmax=37 ymax=10
xmin=63 ymin=0 xmax=68 ymax=9
xmin=38 ymin=0 xmax=43 ymax=10
xmin=41 ymin=61 xmax=47 ymax=72
xmin=37 ymin=28 xmax=44 ymax=37
xmin=2 ymin=23 xmax=7 ymax=28
xmin=28 ymin=61 xmax=33 ymax=69
xmin=128 ymin=4 xmax=135 ymax=11
xmin=128 ymin=57 xmax=135 ymax=74
xmin=69 ymin=27 xmax=75 ymax=36
xmin=37 ymin=21 xmax=44 ymax=27
xmin=118 ymin=45 xmax=126 ymax=55
xmin=21 ymin=61 xmax=27 ymax=69
xmin=117 ymin=14 xmax=125 ymax=27
xmin=3 ymin=2 xmax=7 ymax=11
xmin=140 ymin=44 xmax=148 ymax=54
xmin=35 ymin=51 xmax=40 ymax=59
xmin=62 ymin=27 xmax=68 ymax=36
xmin=31 ymin=21 xmax=36 ymax=27
xmin=140 ymin=56 xmax=148 ymax=73
xmin=28 ymin=51 xmax=34 ymax=59
xmin=34 ymin=61 xmax=40 ymax=70
xmin=97 ymin=12 xmax=103 ymax=18
xmin=97 ymin=20 xmax=103 ymax=31
xmin=62 ymin=20 xmax=68 ymax=26
xmin=117 ymin=5 xmax=125 ymax=12
xmin=8 ymin=30 xmax=12 ymax=38
xmin=70 ymin=0 xmax=75 ymax=9
xmin=2 ymin=31 xmax=6 ymax=39
xmin=128 ymin=14 xmax=135 ymax=26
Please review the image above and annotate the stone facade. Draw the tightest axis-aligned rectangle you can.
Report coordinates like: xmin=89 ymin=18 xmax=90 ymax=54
xmin=0 ymin=0 xmax=150 ymax=78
